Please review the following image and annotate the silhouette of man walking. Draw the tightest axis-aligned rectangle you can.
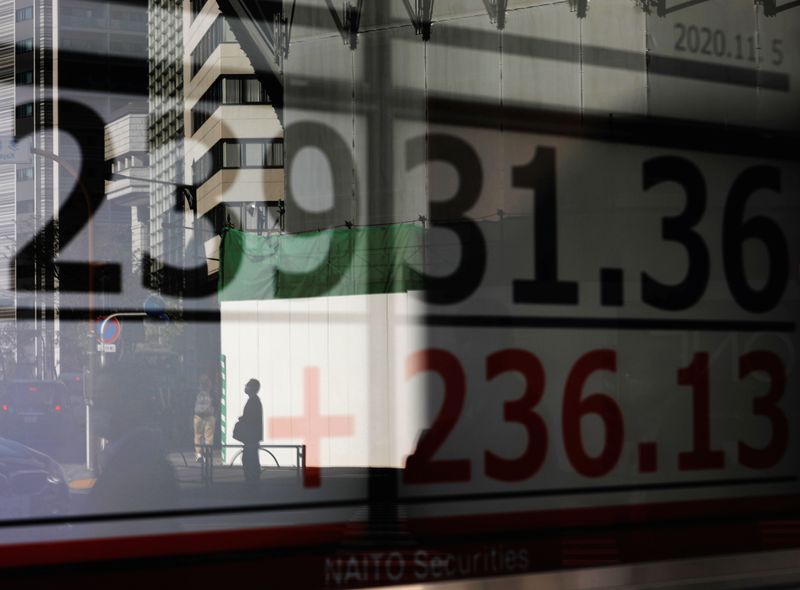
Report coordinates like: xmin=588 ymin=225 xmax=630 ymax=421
xmin=239 ymin=378 xmax=263 ymax=490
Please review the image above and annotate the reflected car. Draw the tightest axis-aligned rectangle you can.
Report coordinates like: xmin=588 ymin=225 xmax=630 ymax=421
xmin=0 ymin=380 xmax=76 ymax=448
xmin=0 ymin=437 xmax=68 ymax=519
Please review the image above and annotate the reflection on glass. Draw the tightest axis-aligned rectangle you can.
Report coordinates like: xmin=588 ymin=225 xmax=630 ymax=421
xmin=0 ymin=0 xmax=797 ymax=586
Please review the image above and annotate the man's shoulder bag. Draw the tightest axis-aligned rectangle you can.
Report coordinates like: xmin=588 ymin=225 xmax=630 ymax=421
xmin=232 ymin=418 xmax=246 ymax=443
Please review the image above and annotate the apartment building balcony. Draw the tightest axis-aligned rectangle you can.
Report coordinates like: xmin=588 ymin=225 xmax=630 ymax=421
xmin=105 ymin=166 xmax=151 ymax=207
xmin=105 ymin=110 xmax=150 ymax=207
xmin=105 ymin=113 xmax=148 ymax=155
xmin=187 ymin=104 xmax=282 ymax=162
xmin=196 ymin=167 xmax=283 ymax=219
xmin=188 ymin=42 xmax=253 ymax=100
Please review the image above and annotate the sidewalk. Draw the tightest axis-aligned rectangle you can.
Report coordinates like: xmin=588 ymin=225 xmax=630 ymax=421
xmin=170 ymin=452 xmax=304 ymax=489
xmin=62 ymin=462 xmax=96 ymax=492
xmin=61 ymin=452 xmax=308 ymax=503
xmin=60 ymin=450 xmax=381 ymax=521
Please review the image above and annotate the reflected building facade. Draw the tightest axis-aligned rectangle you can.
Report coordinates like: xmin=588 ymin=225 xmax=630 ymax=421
xmin=184 ymin=0 xmax=284 ymax=276
xmin=7 ymin=0 xmax=147 ymax=379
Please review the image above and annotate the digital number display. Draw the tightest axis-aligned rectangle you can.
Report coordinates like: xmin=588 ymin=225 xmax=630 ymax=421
xmin=220 ymin=124 xmax=800 ymax=528
xmin=1 ymin=0 xmax=799 ymax=583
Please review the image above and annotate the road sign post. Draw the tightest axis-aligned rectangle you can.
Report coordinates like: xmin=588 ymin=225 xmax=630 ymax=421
xmin=96 ymin=298 xmax=169 ymax=366
xmin=98 ymin=313 xmax=143 ymax=367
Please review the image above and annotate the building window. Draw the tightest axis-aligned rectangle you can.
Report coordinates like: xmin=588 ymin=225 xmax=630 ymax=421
xmin=245 ymin=79 xmax=264 ymax=103
xmin=16 ymin=104 xmax=33 ymax=118
xmin=61 ymin=32 xmax=107 ymax=55
xmin=191 ymin=76 xmax=270 ymax=133
xmin=17 ymin=199 xmax=33 ymax=214
xmin=213 ymin=202 xmax=274 ymax=234
xmin=243 ymin=202 xmax=268 ymax=232
xmin=193 ymin=151 xmax=213 ymax=184
xmin=109 ymin=6 xmax=147 ymax=32
xmin=15 ymin=6 xmax=33 ymax=22
xmin=15 ymin=38 xmax=33 ymax=54
xmin=244 ymin=143 xmax=263 ymax=167
xmin=192 ymin=139 xmax=284 ymax=185
xmin=16 ymin=71 xmax=33 ymax=85
xmin=16 ymin=167 xmax=33 ymax=182
xmin=222 ymin=142 xmax=240 ymax=168
xmin=110 ymin=37 xmax=146 ymax=55
xmin=223 ymin=78 xmax=241 ymax=103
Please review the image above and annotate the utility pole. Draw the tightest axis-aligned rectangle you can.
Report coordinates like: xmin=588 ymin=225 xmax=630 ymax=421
xmin=30 ymin=147 xmax=97 ymax=471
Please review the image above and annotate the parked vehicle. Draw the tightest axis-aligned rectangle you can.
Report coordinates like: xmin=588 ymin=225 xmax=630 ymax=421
xmin=0 ymin=380 xmax=77 ymax=451
xmin=0 ymin=437 xmax=68 ymax=519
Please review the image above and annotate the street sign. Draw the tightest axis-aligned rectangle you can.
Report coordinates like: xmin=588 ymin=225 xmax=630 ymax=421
xmin=96 ymin=317 xmax=121 ymax=344
xmin=96 ymin=343 xmax=116 ymax=353
xmin=144 ymin=294 xmax=169 ymax=321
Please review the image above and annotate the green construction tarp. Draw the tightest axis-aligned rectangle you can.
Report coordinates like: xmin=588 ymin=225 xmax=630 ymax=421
xmin=218 ymin=225 xmax=424 ymax=301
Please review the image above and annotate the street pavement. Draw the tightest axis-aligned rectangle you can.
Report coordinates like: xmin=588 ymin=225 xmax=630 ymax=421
xmin=48 ymin=457 xmax=411 ymax=555
xmin=62 ymin=452 xmax=315 ymax=514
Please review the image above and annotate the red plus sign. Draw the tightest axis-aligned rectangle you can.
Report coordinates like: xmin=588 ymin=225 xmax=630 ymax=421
xmin=268 ymin=367 xmax=354 ymax=487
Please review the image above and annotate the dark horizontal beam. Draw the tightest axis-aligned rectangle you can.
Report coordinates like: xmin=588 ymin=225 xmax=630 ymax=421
xmin=422 ymin=315 xmax=796 ymax=333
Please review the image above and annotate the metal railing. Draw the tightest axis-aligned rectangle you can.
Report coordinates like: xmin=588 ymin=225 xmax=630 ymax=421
xmin=199 ymin=444 xmax=305 ymax=486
